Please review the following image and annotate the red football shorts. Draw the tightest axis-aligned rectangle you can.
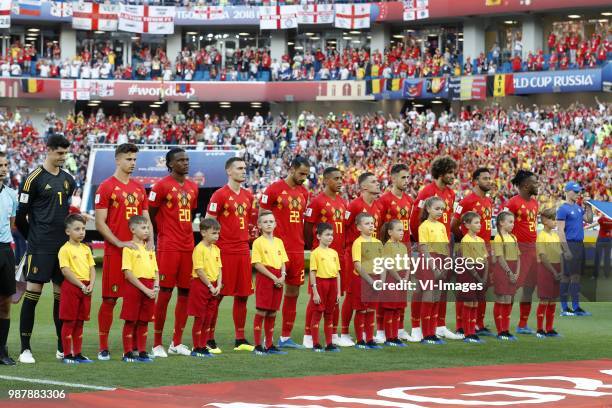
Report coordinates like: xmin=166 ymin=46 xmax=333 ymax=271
xmin=59 ymin=280 xmax=91 ymax=321
xmin=350 ymin=273 xmax=378 ymax=311
xmin=518 ymin=244 xmax=538 ymax=288
xmin=158 ymin=250 xmax=193 ymax=289
xmin=187 ymin=278 xmax=221 ymax=318
xmin=493 ymin=260 xmax=519 ymax=296
xmin=537 ymin=263 xmax=561 ymax=300
xmin=255 ymin=267 xmax=283 ymax=311
xmin=120 ymin=278 xmax=155 ymax=322
xmin=220 ymin=252 xmax=254 ymax=297
xmin=309 ymin=277 xmax=338 ymax=313
xmin=102 ymin=253 xmax=124 ymax=298
xmin=285 ymin=251 xmax=305 ymax=286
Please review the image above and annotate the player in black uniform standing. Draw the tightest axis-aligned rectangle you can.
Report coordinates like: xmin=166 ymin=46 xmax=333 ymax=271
xmin=16 ymin=135 xmax=76 ymax=364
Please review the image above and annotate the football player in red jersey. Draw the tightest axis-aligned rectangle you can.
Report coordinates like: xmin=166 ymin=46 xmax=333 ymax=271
xmin=409 ymin=156 xmax=462 ymax=341
xmin=149 ymin=148 xmax=199 ymax=358
xmin=377 ymin=164 xmax=414 ymax=341
xmin=303 ymin=167 xmax=347 ymax=348
xmin=502 ymin=170 xmax=539 ymax=335
xmin=341 ymin=172 xmax=381 ymax=347
xmin=95 ymin=143 xmax=152 ymax=361
xmin=206 ymin=157 xmax=255 ymax=352
xmin=259 ymin=157 xmax=310 ymax=349
xmin=451 ymin=168 xmax=494 ymax=338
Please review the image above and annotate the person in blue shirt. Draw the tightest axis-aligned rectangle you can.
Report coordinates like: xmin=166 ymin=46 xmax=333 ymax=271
xmin=0 ymin=151 xmax=18 ymax=365
xmin=556 ymin=181 xmax=593 ymax=317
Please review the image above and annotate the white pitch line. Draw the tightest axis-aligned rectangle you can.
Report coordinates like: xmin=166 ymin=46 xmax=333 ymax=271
xmin=0 ymin=375 xmax=116 ymax=391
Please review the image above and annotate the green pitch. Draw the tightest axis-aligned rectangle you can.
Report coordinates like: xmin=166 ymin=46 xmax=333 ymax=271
xmin=1 ymin=272 xmax=611 ymax=396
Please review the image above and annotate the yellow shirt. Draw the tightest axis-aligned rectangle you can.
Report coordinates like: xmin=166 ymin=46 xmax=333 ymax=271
xmin=122 ymin=244 xmax=158 ymax=279
xmin=382 ymin=241 xmax=408 ymax=273
xmin=493 ymin=233 xmax=520 ymax=261
xmin=251 ymin=236 xmax=288 ymax=270
xmin=461 ymin=234 xmax=488 ymax=261
xmin=58 ymin=242 xmax=95 ymax=281
xmin=418 ymin=219 xmax=449 ymax=256
xmin=352 ymin=235 xmax=383 ymax=275
xmin=310 ymin=247 xmax=340 ymax=279
xmin=192 ymin=242 xmax=222 ymax=281
xmin=537 ymin=230 xmax=562 ymax=264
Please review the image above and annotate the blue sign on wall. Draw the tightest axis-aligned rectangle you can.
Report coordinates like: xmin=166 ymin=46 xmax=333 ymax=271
xmin=513 ymin=69 xmax=602 ymax=94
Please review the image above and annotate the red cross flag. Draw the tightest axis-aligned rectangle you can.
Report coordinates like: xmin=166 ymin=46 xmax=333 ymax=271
xmin=0 ymin=0 xmax=10 ymax=28
xmin=119 ymin=4 xmax=175 ymax=35
xmin=297 ymin=4 xmax=334 ymax=25
xmin=191 ymin=5 xmax=224 ymax=21
xmin=72 ymin=2 xmax=118 ymax=31
xmin=259 ymin=5 xmax=298 ymax=30
xmin=403 ymin=0 xmax=429 ymax=21
xmin=334 ymin=4 xmax=370 ymax=30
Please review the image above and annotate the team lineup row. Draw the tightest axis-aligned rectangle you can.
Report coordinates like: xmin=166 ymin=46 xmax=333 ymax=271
xmin=0 ymin=135 xmax=596 ymax=365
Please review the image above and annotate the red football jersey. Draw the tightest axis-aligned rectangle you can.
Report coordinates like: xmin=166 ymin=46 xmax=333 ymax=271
xmin=95 ymin=176 xmax=148 ymax=255
xmin=149 ymin=175 xmax=199 ymax=252
xmin=260 ymin=179 xmax=309 ymax=254
xmin=453 ymin=192 xmax=493 ymax=243
xmin=503 ymin=195 xmax=539 ymax=243
xmin=377 ymin=190 xmax=413 ymax=244
xmin=305 ymin=192 xmax=347 ymax=254
xmin=345 ymin=196 xmax=382 ymax=246
xmin=410 ymin=182 xmax=455 ymax=241
xmin=206 ymin=185 xmax=254 ymax=253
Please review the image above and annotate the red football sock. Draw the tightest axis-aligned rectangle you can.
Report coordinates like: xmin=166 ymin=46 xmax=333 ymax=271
xmin=153 ymin=289 xmax=172 ymax=347
xmin=364 ymin=310 xmax=375 ymax=343
xmin=493 ymin=303 xmax=503 ymax=334
xmin=462 ymin=304 xmax=473 ymax=336
xmin=455 ymin=301 xmax=464 ymax=331
xmin=73 ymin=321 xmax=84 ymax=355
xmin=311 ymin=310 xmax=323 ymax=346
xmin=192 ymin=317 xmax=204 ymax=349
xmin=503 ymin=303 xmax=513 ymax=333
xmin=253 ymin=314 xmax=264 ymax=346
xmin=233 ymin=297 xmax=248 ymax=340
xmin=209 ymin=300 xmax=220 ymax=340
xmin=420 ymin=302 xmax=433 ymax=337
xmin=122 ymin=321 xmax=135 ymax=354
xmin=323 ymin=311 xmax=333 ymax=345
xmin=384 ymin=309 xmax=394 ymax=340
xmin=264 ymin=315 xmax=276 ymax=349
xmin=172 ymin=293 xmax=189 ymax=346
xmin=518 ymin=302 xmax=531 ymax=328
xmin=411 ymin=300 xmax=421 ymax=329
xmin=332 ymin=303 xmax=339 ymax=333
xmin=536 ymin=303 xmax=547 ymax=332
xmin=340 ymin=295 xmax=353 ymax=335
xmin=398 ymin=308 xmax=405 ymax=331
xmin=393 ymin=309 xmax=401 ymax=338
xmin=376 ymin=305 xmax=384 ymax=331
xmin=136 ymin=321 xmax=148 ymax=353
xmin=477 ymin=301 xmax=487 ymax=329
xmin=98 ymin=298 xmax=116 ymax=351
xmin=545 ymin=303 xmax=556 ymax=332
xmin=304 ymin=301 xmax=313 ymax=336
xmin=470 ymin=306 xmax=478 ymax=337
xmin=436 ymin=300 xmax=447 ymax=328
xmin=200 ymin=308 xmax=214 ymax=347
xmin=281 ymin=294 xmax=298 ymax=338
xmin=61 ymin=320 xmax=75 ymax=356
xmin=353 ymin=311 xmax=365 ymax=341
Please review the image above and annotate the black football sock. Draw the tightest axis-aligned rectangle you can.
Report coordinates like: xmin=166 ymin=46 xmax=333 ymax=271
xmin=0 ymin=318 xmax=9 ymax=350
xmin=20 ymin=291 xmax=41 ymax=352
xmin=53 ymin=292 xmax=63 ymax=353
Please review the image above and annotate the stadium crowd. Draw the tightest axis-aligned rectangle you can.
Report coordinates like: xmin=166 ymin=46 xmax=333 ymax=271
xmin=2 ymin=30 xmax=610 ymax=82
xmin=1 ymin=101 xmax=609 ymax=210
